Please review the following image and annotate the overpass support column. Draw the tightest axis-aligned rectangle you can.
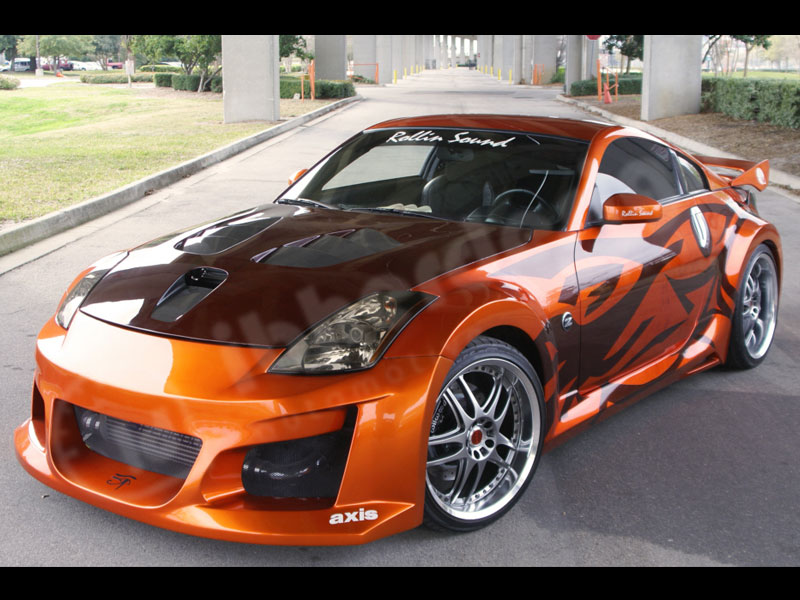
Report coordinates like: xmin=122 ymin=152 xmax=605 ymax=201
xmin=315 ymin=35 xmax=347 ymax=80
xmin=222 ymin=35 xmax=279 ymax=123
xmin=353 ymin=35 xmax=376 ymax=82
xmin=641 ymin=35 xmax=702 ymax=120
xmin=565 ymin=35 xmax=597 ymax=94
xmin=533 ymin=35 xmax=558 ymax=84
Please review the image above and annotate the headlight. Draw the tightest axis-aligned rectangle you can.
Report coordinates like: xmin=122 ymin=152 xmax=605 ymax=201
xmin=269 ymin=291 xmax=436 ymax=374
xmin=55 ymin=251 xmax=128 ymax=329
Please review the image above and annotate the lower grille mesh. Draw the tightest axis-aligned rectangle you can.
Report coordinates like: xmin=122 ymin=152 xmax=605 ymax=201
xmin=74 ymin=405 xmax=202 ymax=479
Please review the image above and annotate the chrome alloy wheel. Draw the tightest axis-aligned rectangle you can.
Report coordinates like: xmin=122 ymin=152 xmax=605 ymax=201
xmin=426 ymin=357 xmax=541 ymax=524
xmin=741 ymin=251 xmax=778 ymax=360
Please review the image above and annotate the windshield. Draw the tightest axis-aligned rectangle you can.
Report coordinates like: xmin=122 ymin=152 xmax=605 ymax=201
xmin=277 ymin=128 xmax=588 ymax=230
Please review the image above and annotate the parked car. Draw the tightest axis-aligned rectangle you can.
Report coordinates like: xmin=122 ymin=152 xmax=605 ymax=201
xmin=43 ymin=58 xmax=73 ymax=71
xmin=0 ymin=61 xmax=10 ymax=72
xmin=12 ymin=57 xmax=32 ymax=71
xmin=71 ymin=61 xmax=103 ymax=71
xmin=106 ymin=60 xmax=123 ymax=69
xmin=14 ymin=115 xmax=781 ymax=545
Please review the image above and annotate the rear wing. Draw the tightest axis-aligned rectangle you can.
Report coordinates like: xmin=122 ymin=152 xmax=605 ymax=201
xmin=694 ymin=155 xmax=770 ymax=191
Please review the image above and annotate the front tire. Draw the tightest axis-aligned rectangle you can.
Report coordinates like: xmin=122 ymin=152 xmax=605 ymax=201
xmin=424 ymin=336 xmax=545 ymax=532
xmin=726 ymin=244 xmax=779 ymax=369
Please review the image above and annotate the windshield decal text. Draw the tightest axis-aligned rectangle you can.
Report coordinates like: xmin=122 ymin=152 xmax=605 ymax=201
xmin=386 ymin=130 xmax=515 ymax=148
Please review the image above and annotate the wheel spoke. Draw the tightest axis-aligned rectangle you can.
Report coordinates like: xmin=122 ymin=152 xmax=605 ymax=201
xmin=456 ymin=375 xmax=482 ymax=417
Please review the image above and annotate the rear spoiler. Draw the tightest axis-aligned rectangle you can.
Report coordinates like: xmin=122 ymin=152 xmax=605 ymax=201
xmin=694 ymin=155 xmax=770 ymax=191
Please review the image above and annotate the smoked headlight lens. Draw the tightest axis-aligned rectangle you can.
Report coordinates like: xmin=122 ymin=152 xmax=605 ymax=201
xmin=269 ymin=291 xmax=436 ymax=374
xmin=55 ymin=252 xmax=128 ymax=329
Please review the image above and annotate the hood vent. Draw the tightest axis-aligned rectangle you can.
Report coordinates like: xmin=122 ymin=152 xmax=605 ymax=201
xmin=176 ymin=215 xmax=280 ymax=255
xmin=254 ymin=228 xmax=401 ymax=268
xmin=151 ymin=267 xmax=227 ymax=323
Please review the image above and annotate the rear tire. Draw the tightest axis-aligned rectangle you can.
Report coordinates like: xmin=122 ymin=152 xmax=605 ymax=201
xmin=726 ymin=244 xmax=779 ymax=369
xmin=424 ymin=336 xmax=545 ymax=532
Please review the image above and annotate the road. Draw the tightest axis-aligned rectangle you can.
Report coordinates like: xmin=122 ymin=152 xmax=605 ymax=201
xmin=2 ymin=68 xmax=799 ymax=566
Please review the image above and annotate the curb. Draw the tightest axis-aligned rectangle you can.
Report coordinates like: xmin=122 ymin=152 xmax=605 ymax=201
xmin=557 ymin=95 xmax=800 ymax=195
xmin=0 ymin=94 xmax=363 ymax=258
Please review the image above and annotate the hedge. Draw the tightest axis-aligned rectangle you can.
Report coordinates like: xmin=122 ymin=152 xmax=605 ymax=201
xmin=79 ymin=72 xmax=154 ymax=84
xmin=140 ymin=64 xmax=181 ymax=73
xmin=702 ymin=77 xmax=800 ymax=129
xmin=154 ymin=72 xmax=173 ymax=87
xmin=570 ymin=73 xmax=642 ymax=97
xmin=170 ymin=73 xmax=222 ymax=92
xmin=279 ymin=76 xmax=355 ymax=99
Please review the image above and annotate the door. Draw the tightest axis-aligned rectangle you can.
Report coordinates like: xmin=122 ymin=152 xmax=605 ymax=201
xmin=575 ymin=137 xmax=713 ymax=393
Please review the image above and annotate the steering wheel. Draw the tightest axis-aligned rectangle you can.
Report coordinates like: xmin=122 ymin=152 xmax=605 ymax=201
xmin=492 ymin=188 xmax=559 ymax=223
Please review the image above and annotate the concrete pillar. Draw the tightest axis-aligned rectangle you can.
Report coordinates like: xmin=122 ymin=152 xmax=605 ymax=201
xmin=492 ymin=36 xmax=503 ymax=76
xmin=376 ymin=35 xmax=393 ymax=84
xmin=479 ymin=35 xmax=493 ymax=72
xmin=315 ymin=35 xmax=347 ymax=80
xmin=392 ymin=35 xmax=403 ymax=80
xmin=353 ymin=35 xmax=376 ymax=82
xmin=641 ymin=35 xmax=703 ymax=121
xmin=533 ymin=35 xmax=559 ymax=84
xmin=222 ymin=35 xmax=280 ymax=123
xmin=403 ymin=35 xmax=414 ymax=76
xmin=564 ymin=35 xmax=583 ymax=95
xmin=521 ymin=35 xmax=533 ymax=83
xmin=582 ymin=38 xmax=598 ymax=80
xmin=512 ymin=35 xmax=522 ymax=83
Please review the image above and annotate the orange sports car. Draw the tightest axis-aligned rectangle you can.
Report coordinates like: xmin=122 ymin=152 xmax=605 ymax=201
xmin=14 ymin=115 xmax=781 ymax=545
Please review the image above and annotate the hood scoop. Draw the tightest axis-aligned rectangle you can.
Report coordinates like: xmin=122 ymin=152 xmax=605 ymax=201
xmin=176 ymin=215 xmax=281 ymax=255
xmin=253 ymin=228 xmax=401 ymax=268
xmin=151 ymin=267 xmax=228 ymax=323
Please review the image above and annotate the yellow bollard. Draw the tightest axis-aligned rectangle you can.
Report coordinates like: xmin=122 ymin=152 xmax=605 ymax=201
xmin=509 ymin=69 xmax=512 ymax=83
xmin=498 ymin=69 xmax=501 ymax=81
xmin=393 ymin=69 xmax=397 ymax=84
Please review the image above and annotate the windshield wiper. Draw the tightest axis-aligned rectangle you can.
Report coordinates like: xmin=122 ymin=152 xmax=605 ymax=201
xmin=341 ymin=206 xmax=446 ymax=220
xmin=276 ymin=197 xmax=332 ymax=209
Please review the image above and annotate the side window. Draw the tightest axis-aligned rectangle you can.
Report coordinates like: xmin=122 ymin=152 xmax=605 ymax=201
xmin=596 ymin=138 xmax=681 ymax=204
xmin=675 ymin=153 xmax=708 ymax=193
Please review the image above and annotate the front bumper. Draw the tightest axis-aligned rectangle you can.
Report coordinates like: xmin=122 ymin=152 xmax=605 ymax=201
xmin=14 ymin=311 xmax=452 ymax=545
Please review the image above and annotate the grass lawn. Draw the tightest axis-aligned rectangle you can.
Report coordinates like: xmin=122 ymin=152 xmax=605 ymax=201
xmin=0 ymin=81 xmax=334 ymax=223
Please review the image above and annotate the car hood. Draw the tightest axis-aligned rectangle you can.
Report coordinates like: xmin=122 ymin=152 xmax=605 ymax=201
xmin=80 ymin=204 xmax=531 ymax=348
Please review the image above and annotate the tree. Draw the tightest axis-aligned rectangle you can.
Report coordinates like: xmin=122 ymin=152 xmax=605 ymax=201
xmin=0 ymin=35 xmax=20 ymax=63
xmin=93 ymin=35 xmax=122 ymax=69
xmin=19 ymin=35 xmax=93 ymax=72
xmin=731 ymin=35 xmax=772 ymax=77
xmin=279 ymin=35 xmax=311 ymax=61
xmin=131 ymin=35 xmax=168 ymax=67
xmin=602 ymin=35 xmax=643 ymax=74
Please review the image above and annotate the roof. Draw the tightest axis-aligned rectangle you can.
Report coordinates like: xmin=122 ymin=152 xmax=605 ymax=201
xmin=365 ymin=114 xmax=614 ymax=142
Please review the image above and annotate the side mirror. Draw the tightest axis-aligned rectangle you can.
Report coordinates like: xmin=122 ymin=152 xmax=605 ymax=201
xmin=603 ymin=193 xmax=662 ymax=224
xmin=288 ymin=168 xmax=308 ymax=186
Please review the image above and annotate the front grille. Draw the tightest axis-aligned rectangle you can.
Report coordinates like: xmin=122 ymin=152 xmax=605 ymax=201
xmin=74 ymin=405 xmax=202 ymax=479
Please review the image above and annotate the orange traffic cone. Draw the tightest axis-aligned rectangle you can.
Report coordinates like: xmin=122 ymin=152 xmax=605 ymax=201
xmin=603 ymin=82 xmax=612 ymax=104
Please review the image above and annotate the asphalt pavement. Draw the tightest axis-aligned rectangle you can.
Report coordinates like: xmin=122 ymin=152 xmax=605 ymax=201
xmin=2 ymin=68 xmax=799 ymax=566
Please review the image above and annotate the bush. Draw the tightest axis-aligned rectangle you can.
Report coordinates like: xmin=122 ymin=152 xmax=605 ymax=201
xmin=569 ymin=73 xmax=642 ymax=97
xmin=279 ymin=76 xmax=355 ymax=99
xmin=314 ymin=79 xmax=356 ymax=98
xmin=171 ymin=73 xmax=202 ymax=91
xmin=702 ymin=77 xmax=800 ymax=129
xmin=79 ymin=72 xmax=154 ymax=84
xmin=154 ymin=72 xmax=173 ymax=87
xmin=140 ymin=64 xmax=181 ymax=73
xmin=0 ymin=74 xmax=20 ymax=90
